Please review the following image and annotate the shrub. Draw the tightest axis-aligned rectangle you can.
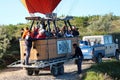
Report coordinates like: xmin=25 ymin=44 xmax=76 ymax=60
xmin=0 ymin=59 xmax=6 ymax=69
xmin=1 ymin=54 xmax=17 ymax=65
xmin=82 ymin=61 xmax=120 ymax=80
xmin=10 ymin=51 xmax=20 ymax=60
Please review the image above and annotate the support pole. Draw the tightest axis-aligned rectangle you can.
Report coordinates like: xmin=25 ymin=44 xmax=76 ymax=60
xmin=47 ymin=19 xmax=51 ymax=32
xmin=53 ymin=20 xmax=58 ymax=35
xmin=67 ymin=20 xmax=72 ymax=31
xmin=30 ymin=20 xmax=34 ymax=31
xmin=64 ymin=21 xmax=68 ymax=33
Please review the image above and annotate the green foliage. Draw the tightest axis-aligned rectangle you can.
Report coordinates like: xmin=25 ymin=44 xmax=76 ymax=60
xmin=84 ymin=71 xmax=105 ymax=80
xmin=1 ymin=54 xmax=17 ymax=65
xmin=72 ymin=16 xmax=89 ymax=27
xmin=0 ymin=24 xmax=21 ymax=57
xmin=87 ymin=13 xmax=113 ymax=34
xmin=0 ymin=59 xmax=6 ymax=69
xmin=0 ymin=27 xmax=10 ymax=55
xmin=5 ymin=24 xmax=22 ymax=39
xmin=83 ymin=60 xmax=120 ymax=80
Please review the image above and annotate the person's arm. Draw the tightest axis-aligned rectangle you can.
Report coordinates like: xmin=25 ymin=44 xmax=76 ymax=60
xmin=22 ymin=31 xmax=25 ymax=39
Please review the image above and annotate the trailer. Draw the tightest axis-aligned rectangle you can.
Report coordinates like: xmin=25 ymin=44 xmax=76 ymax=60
xmin=8 ymin=37 xmax=79 ymax=76
xmin=8 ymin=53 xmax=75 ymax=76
xmin=8 ymin=15 xmax=80 ymax=76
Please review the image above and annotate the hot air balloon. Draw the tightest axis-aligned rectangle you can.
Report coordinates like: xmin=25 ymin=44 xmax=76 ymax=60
xmin=21 ymin=0 xmax=61 ymax=15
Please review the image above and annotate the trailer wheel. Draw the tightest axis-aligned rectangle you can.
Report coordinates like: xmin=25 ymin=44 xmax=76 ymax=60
xmin=51 ymin=66 xmax=58 ymax=76
xmin=34 ymin=70 xmax=39 ymax=75
xmin=58 ymin=65 xmax=64 ymax=75
xmin=115 ymin=51 xmax=120 ymax=61
xmin=26 ymin=70 xmax=33 ymax=75
xmin=97 ymin=54 xmax=102 ymax=63
xmin=94 ymin=54 xmax=102 ymax=63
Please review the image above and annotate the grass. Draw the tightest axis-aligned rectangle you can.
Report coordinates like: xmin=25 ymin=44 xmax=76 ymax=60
xmin=82 ymin=60 xmax=120 ymax=80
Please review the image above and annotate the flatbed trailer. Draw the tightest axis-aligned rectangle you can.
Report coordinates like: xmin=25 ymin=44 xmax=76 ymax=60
xmin=8 ymin=56 xmax=76 ymax=76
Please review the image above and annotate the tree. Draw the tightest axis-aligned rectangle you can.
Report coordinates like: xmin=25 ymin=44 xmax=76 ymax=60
xmin=0 ymin=27 xmax=10 ymax=56
xmin=87 ymin=13 xmax=113 ymax=34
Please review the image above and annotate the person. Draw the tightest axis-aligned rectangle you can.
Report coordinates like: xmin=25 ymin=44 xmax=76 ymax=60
xmin=72 ymin=43 xmax=83 ymax=74
xmin=64 ymin=30 xmax=73 ymax=37
xmin=56 ymin=27 xmax=63 ymax=37
xmin=51 ymin=29 xmax=56 ymax=37
xmin=72 ymin=26 xmax=79 ymax=37
xmin=87 ymin=39 xmax=91 ymax=46
xmin=35 ymin=27 xmax=46 ymax=39
xmin=31 ymin=26 xmax=39 ymax=38
xmin=25 ymin=31 xmax=32 ymax=65
xmin=22 ymin=27 xmax=29 ymax=39
xmin=62 ymin=25 xmax=68 ymax=35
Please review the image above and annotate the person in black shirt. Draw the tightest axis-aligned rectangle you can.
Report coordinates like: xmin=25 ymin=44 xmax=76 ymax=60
xmin=72 ymin=43 xmax=83 ymax=74
xmin=72 ymin=26 xmax=79 ymax=37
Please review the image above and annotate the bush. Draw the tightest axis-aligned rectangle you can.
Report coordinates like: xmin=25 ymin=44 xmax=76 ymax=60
xmin=1 ymin=54 xmax=17 ymax=65
xmin=10 ymin=51 xmax=20 ymax=60
xmin=83 ymin=71 xmax=112 ymax=80
xmin=0 ymin=59 xmax=6 ymax=69
xmin=82 ymin=60 xmax=120 ymax=80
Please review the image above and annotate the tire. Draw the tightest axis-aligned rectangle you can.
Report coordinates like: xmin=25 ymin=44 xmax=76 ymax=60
xmin=97 ymin=54 xmax=102 ymax=63
xmin=34 ymin=70 xmax=39 ymax=75
xmin=93 ymin=54 xmax=102 ymax=63
xmin=26 ymin=69 xmax=33 ymax=75
xmin=58 ymin=65 xmax=64 ymax=75
xmin=115 ymin=51 xmax=120 ymax=61
xmin=51 ymin=66 xmax=58 ymax=76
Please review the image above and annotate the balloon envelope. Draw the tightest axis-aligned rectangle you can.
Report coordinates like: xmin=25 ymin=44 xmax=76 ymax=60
xmin=21 ymin=0 xmax=61 ymax=14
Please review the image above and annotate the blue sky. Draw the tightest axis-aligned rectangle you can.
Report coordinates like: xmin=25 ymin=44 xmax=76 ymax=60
xmin=0 ymin=0 xmax=120 ymax=25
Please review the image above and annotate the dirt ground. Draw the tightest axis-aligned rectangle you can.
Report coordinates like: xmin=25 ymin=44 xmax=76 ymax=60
xmin=0 ymin=60 xmax=94 ymax=80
